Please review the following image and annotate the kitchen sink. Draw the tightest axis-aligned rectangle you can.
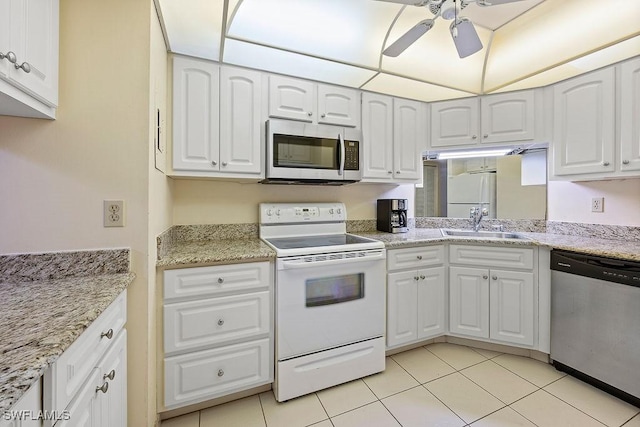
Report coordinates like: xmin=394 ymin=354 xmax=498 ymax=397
xmin=441 ymin=229 xmax=530 ymax=240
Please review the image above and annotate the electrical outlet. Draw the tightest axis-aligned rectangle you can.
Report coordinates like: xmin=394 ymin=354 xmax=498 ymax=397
xmin=591 ymin=197 xmax=604 ymax=213
xmin=104 ymin=200 xmax=125 ymax=227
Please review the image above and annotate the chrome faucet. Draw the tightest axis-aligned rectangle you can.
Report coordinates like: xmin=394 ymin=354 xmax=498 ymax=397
xmin=470 ymin=205 xmax=488 ymax=232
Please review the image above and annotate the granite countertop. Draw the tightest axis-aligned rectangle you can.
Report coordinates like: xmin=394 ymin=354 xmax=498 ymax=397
xmin=157 ymin=238 xmax=276 ymax=269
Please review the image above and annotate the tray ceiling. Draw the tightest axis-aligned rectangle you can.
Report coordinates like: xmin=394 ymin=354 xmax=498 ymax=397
xmin=156 ymin=0 xmax=640 ymax=101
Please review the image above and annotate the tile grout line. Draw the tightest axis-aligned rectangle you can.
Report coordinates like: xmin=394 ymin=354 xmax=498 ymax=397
xmin=311 ymin=390 xmax=332 ymax=425
xmin=258 ymin=391 xmax=268 ymax=427
xmin=537 ymin=388 xmax=614 ymax=427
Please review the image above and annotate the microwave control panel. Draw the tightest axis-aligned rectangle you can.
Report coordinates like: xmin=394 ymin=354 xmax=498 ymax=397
xmin=344 ymin=141 xmax=359 ymax=170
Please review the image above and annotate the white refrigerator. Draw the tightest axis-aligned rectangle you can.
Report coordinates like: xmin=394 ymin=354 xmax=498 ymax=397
xmin=447 ymin=172 xmax=497 ymax=218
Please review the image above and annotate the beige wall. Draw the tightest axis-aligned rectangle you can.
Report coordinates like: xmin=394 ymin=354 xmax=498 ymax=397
xmin=171 ymin=180 xmax=416 ymax=224
xmin=0 ymin=0 xmax=157 ymax=425
xmin=548 ymin=178 xmax=640 ymax=226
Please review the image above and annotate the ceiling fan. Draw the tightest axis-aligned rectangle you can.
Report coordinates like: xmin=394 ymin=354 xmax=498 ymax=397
xmin=379 ymin=0 xmax=526 ymax=58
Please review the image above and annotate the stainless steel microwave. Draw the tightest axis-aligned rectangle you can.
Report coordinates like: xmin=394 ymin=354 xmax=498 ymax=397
xmin=263 ymin=119 xmax=362 ymax=185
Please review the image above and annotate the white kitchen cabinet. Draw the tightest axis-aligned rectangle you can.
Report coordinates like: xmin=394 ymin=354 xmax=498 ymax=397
xmin=386 ymin=246 xmax=446 ymax=348
xmin=268 ymin=75 xmax=360 ymax=127
xmin=162 ymin=261 xmax=273 ymax=410
xmin=620 ymin=57 xmax=640 ymax=173
xmin=0 ymin=379 xmax=42 ymax=427
xmin=0 ymin=0 xmax=58 ymax=119
xmin=361 ymin=92 xmax=425 ymax=182
xmin=429 ymin=90 xmax=536 ymax=149
xmin=448 ymin=245 xmax=536 ymax=347
xmin=171 ymin=58 xmax=265 ymax=178
xmin=44 ymin=290 xmax=127 ymax=427
xmin=552 ymin=67 xmax=616 ymax=176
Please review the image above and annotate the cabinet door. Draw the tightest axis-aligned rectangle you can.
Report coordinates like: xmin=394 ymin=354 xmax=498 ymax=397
xmin=490 ymin=270 xmax=534 ymax=346
xmin=449 ymin=266 xmax=489 ymax=339
xmin=481 ymin=91 xmax=535 ymax=144
xmin=56 ymin=369 xmax=100 ymax=427
xmin=172 ymin=56 xmax=220 ymax=172
xmin=0 ymin=379 xmax=42 ymax=427
xmin=0 ymin=1 xmax=10 ymax=79
xmin=220 ymin=66 xmax=263 ymax=174
xmin=268 ymin=75 xmax=314 ymax=122
xmin=317 ymin=84 xmax=360 ymax=127
xmin=361 ymin=92 xmax=394 ymax=180
xmin=430 ymin=98 xmax=479 ymax=148
xmin=393 ymin=98 xmax=425 ymax=180
xmin=620 ymin=58 xmax=640 ymax=172
xmin=96 ymin=330 xmax=127 ymax=427
xmin=417 ymin=266 xmax=446 ymax=339
xmin=552 ymin=67 xmax=615 ymax=176
xmin=387 ymin=270 xmax=418 ymax=347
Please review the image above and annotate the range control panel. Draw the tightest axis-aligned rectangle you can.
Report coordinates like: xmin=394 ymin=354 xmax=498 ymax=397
xmin=259 ymin=203 xmax=346 ymax=224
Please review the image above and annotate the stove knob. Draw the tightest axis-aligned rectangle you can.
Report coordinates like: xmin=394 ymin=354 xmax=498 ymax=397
xmin=276 ymin=209 xmax=281 ymax=216
xmin=329 ymin=208 xmax=334 ymax=214
xmin=337 ymin=208 xmax=342 ymax=215
xmin=266 ymin=209 xmax=273 ymax=216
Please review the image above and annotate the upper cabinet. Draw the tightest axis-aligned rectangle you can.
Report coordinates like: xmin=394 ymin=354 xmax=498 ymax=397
xmin=551 ymin=57 xmax=640 ymax=180
xmin=361 ymin=92 xmax=425 ymax=183
xmin=0 ymin=0 xmax=59 ymax=119
xmin=171 ymin=56 xmax=264 ymax=179
xmin=268 ymin=75 xmax=360 ymax=128
xmin=429 ymin=90 xmax=537 ymax=149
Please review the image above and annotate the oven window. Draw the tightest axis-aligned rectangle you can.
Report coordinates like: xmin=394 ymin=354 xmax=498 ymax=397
xmin=305 ymin=273 xmax=364 ymax=307
xmin=274 ymin=134 xmax=338 ymax=169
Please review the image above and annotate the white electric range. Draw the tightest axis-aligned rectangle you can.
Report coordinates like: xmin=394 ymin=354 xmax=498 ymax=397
xmin=259 ymin=203 xmax=386 ymax=402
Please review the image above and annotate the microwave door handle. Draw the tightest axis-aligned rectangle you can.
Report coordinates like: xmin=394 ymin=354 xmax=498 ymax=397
xmin=338 ymin=133 xmax=345 ymax=176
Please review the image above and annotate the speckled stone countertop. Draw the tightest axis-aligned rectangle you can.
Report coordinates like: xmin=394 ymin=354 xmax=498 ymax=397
xmin=157 ymin=238 xmax=276 ymax=269
xmin=0 ymin=250 xmax=134 ymax=413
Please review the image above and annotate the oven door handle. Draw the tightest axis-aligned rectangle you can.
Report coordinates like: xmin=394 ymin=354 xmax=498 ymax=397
xmin=279 ymin=251 xmax=385 ymax=270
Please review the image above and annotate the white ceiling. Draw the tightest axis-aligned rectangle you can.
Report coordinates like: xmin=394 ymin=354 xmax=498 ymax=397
xmin=156 ymin=0 xmax=640 ymax=101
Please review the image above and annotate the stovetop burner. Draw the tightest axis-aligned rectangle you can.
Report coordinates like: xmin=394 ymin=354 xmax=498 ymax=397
xmin=265 ymin=234 xmax=377 ymax=250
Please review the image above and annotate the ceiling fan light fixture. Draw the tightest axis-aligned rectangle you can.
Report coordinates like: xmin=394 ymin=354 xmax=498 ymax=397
xmin=450 ymin=18 xmax=483 ymax=58
xmin=440 ymin=0 xmax=457 ymax=20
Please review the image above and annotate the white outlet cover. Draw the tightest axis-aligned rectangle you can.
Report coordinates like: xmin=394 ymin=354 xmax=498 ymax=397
xmin=104 ymin=200 xmax=125 ymax=227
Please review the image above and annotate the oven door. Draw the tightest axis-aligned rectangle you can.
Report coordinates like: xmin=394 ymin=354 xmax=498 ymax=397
xmin=276 ymin=249 xmax=386 ymax=360
xmin=266 ymin=119 xmax=361 ymax=182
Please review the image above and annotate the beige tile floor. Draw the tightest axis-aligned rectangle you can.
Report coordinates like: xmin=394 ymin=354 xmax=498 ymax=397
xmin=161 ymin=343 xmax=640 ymax=427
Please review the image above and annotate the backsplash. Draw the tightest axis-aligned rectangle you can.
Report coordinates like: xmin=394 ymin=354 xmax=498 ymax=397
xmin=415 ymin=217 xmax=548 ymax=233
xmin=547 ymin=221 xmax=640 ymax=241
xmin=0 ymin=249 xmax=130 ymax=282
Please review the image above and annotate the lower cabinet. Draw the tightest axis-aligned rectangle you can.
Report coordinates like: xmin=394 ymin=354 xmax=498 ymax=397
xmin=162 ymin=261 xmax=273 ymax=410
xmin=0 ymin=379 xmax=42 ymax=427
xmin=386 ymin=246 xmax=446 ymax=348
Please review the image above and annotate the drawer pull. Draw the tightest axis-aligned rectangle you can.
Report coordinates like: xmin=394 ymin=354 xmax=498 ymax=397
xmin=417 ymin=255 xmax=423 ymax=260
xmin=217 ymin=369 xmax=225 ymax=377
xmin=14 ymin=61 xmax=31 ymax=73
xmin=103 ymin=370 xmax=116 ymax=381
xmin=101 ymin=328 xmax=114 ymax=340
xmin=96 ymin=382 xmax=109 ymax=394
xmin=623 ymin=160 xmax=630 ymax=165
xmin=217 ymin=319 xmax=225 ymax=326
xmin=217 ymin=277 xmax=224 ymax=284
xmin=492 ymin=275 xmax=498 ymax=280
xmin=482 ymin=275 xmax=488 ymax=280
xmin=420 ymin=275 xmax=425 ymax=280
xmin=414 ymin=276 xmax=419 ymax=281
xmin=0 ymin=51 xmax=16 ymax=64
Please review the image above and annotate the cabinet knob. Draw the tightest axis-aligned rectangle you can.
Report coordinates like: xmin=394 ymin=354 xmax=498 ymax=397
xmin=96 ymin=382 xmax=109 ymax=394
xmin=321 ymin=113 xmax=326 ymax=118
xmin=14 ymin=61 xmax=31 ymax=73
xmin=482 ymin=275 xmax=488 ymax=280
xmin=222 ymin=161 xmax=228 ymax=167
xmin=388 ymin=171 xmax=392 ymax=174
xmin=420 ymin=275 xmax=426 ymax=280
xmin=212 ymin=160 xmax=217 ymax=166
xmin=308 ymin=112 xmax=313 ymax=117
xmin=103 ymin=370 xmax=116 ymax=381
xmin=472 ymin=135 xmax=477 ymax=140
xmin=0 ymin=51 xmax=17 ymax=64
xmin=483 ymin=134 xmax=488 ymax=138
xmin=417 ymin=255 xmax=423 ymax=260
xmin=218 ymin=369 xmax=225 ymax=377
xmin=101 ymin=328 xmax=114 ymax=340
xmin=396 ymin=171 xmax=401 ymax=174
xmin=217 ymin=319 xmax=225 ymax=326
xmin=414 ymin=276 xmax=420 ymax=281
xmin=217 ymin=277 xmax=224 ymax=284
xmin=492 ymin=275 xmax=498 ymax=280
xmin=623 ymin=160 xmax=630 ymax=165
xmin=603 ymin=161 xmax=610 ymax=166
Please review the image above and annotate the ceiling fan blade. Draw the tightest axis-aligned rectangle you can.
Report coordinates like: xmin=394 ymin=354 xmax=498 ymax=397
xmin=450 ymin=18 xmax=483 ymax=58
xmin=383 ymin=19 xmax=434 ymax=57
xmin=374 ymin=0 xmax=430 ymax=5
xmin=475 ymin=0 xmax=526 ymax=5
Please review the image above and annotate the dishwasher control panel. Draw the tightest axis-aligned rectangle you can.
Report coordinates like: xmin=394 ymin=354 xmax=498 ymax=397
xmin=551 ymin=250 xmax=640 ymax=287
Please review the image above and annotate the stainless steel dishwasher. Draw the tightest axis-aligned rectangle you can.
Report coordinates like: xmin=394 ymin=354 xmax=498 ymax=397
xmin=551 ymin=250 xmax=640 ymax=406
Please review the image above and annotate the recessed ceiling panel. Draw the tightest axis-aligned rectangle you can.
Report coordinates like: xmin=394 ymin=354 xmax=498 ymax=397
xmin=485 ymin=0 xmax=640 ymax=91
xmin=363 ymin=73 xmax=474 ymax=102
xmin=381 ymin=6 xmax=490 ymax=93
xmin=158 ymin=0 xmax=224 ymax=60
xmin=227 ymin=0 xmax=401 ymax=68
xmin=462 ymin=0 xmax=545 ymax=31
xmin=223 ymin=39 xmax=377 ymax=87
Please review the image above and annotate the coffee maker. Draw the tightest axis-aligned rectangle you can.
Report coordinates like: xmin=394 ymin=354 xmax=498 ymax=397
xmin=377 ymin=199 xmax=408 ymax=233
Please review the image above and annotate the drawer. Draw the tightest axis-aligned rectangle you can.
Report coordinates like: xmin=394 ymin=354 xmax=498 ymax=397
xmin=449 ymin=245 xmax=534 ymax=270
xmin=44 ymin=290 xmax=127 ymax=417
xmin=164 ymin=291 xmax=271 ymax=355
xmin=164 ymin=262 xmax=271 ymax=302
xmin=164 ymin=338 xmax=271 ymax=409
xmin=387 ymin=245 xmax=445 ymax=271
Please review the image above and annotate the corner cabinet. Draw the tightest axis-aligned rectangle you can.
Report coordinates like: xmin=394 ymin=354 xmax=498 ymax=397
xmin=620 ymin=57 xmax=640 ymax=173
xmin=361 ymin=92 xmax=425 ymax=183
xmin=162 ymin=262 xmax=273 ymax=410
xmin=0 ymin=0 xmax=59 ymax=119
xmin=386 ymin=246 xmax=447 ymax=348
xmin=429 ymin=90 xmax=537 ymax=149
xmin=171 ymin=56 xmax=264 ymax=179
